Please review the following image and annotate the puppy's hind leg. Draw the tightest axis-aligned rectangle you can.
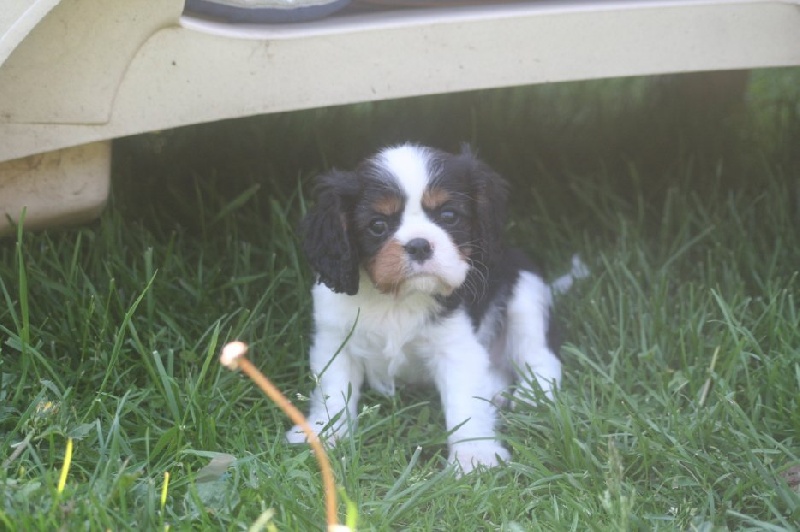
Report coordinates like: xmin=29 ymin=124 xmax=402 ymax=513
xmin=506 ymin=271 xmax=562 ymax=405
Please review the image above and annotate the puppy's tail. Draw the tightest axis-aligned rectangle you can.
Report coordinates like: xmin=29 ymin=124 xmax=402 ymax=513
xmin=550 ymin=254 xmax=590 ymax=295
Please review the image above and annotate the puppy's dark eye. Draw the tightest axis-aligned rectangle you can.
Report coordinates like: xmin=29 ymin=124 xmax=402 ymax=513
xmin=368 ymin=218 xmax=389 ymax=237
xmin=437 ymin=209 xmax=460 ymax=226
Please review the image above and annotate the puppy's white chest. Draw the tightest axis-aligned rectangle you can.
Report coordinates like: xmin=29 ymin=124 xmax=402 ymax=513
xmin=350 ymin=313 xmax=433 ymax=396
xmin=313 ymin=283 xmax=445 ymax=396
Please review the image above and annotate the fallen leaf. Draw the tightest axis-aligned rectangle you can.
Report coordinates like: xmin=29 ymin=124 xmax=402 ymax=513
xmin=779 ymin=464 xmax=800 ymax=492
xmin=195 ymin=452 xmax=236 ymax=483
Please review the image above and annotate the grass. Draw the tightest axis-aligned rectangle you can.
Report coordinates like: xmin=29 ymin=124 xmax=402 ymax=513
xmin=2 ymin=68 xmax=800 ymax=530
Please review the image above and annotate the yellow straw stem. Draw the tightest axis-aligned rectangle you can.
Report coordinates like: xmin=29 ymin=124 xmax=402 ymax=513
xmin=57 ymin=437 xmax=73 ymax=494
xmin=161 ymin=471 xmax=171 ymax=510
xmin=220 ymin=342 xmax=340 ymax=529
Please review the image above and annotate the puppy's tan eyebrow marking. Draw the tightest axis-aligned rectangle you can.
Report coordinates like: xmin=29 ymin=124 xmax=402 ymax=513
xmin=372 ymin=195 xmax=403 ymax=216
xmin=422 ymin=187 xmax=451 ymax=210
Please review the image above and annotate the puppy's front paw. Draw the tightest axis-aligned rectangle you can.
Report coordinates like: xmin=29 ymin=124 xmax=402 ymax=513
xmin=286 ymin=418 xmax=347 ymax=447
xmin=285 ymin=425 xmax=312 ymax=444
xmin=449 ymin=442 xmax=510 ymax=474
xmin=285 ymin=418 xmax=341 ymax=445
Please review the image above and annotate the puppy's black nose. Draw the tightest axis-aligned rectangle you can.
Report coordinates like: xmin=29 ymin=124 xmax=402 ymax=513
xmin=404 ymin=238 xmax=433 ymax=263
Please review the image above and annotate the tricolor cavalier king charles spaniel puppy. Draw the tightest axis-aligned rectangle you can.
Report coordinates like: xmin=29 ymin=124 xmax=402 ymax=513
xmin=287 ymin=144 xmax=571 ymax=473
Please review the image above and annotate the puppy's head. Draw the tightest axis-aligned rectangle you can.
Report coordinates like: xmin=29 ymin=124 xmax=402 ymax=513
xmin=302 ymin=145 xmax=508 ymax=296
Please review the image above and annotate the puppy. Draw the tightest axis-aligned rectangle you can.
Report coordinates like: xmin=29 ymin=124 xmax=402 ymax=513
xmin=287 ymin=144 xmax=570 ymax=473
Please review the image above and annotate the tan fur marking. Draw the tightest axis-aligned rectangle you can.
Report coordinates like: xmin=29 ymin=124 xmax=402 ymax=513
xmin=422 ymin=187 xmax=451 ymax=210
xmin=366 ymin=239 xmax=408 ymax=293
xmin=373 ymin=195 xmax=403 ymax=216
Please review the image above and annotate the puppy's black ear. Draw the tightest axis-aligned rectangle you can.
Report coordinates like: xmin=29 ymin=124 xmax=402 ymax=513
xmin=301 ymin=170 xmax=361 ymax=295
xmin=456 ymin=145 xmax=509 ymax=262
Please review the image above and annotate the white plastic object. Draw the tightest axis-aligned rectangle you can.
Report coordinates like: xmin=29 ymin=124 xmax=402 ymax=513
xmin=0 ymin=142 xmax=111 ymax=236
xmin=1 ymin=0 xmax=799 ymax=230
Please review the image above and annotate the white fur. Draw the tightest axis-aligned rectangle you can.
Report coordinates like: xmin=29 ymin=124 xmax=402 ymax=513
xmin=378 ymin=145 xmax=431 ymax=205
xmin=506 ymin=272 xmax=562 ymax=404
xmin=385 ymin=146 xmax=469 ymax=295
xmin=286 ymin=278 xmax=510 ymax=472
xmin=550 ymin=254 xmax=590 ymax=295
xmin=287 ymin=145 xmax=576 ymax=474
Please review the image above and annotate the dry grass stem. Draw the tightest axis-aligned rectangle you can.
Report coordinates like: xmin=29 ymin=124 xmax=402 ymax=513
xmin=220 ymin=341 xmax=344 ymax=530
